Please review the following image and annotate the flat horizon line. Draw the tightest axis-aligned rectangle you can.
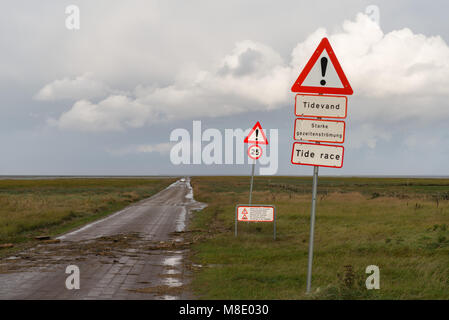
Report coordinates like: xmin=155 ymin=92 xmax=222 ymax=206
xmin=0 ymin=174 xmax=448 ymax=179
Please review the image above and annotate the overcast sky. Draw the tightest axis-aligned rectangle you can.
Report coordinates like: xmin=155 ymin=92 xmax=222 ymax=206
xmin=1 ymin=0 xmax=448 ymax=176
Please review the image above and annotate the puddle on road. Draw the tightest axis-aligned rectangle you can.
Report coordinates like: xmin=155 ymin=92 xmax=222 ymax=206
xmin=176 ymin=208 xmax=187 ymax=232
xmin=164 ymin=269 xmax=181 ymax=275
xmin=163 ymin=255 xmax=182 ymax=268
xmin=162 ymin=277 xmax=183 ymax=287
xmin=5 ymin=256 xmax=19 ymax=260
xmin=185 ymin=182 xmax=194 ymax=200
xmin=1 ymin=178 xmax=204 ymax=300
xmin=160 ymin=250 xmax=184 ymax=293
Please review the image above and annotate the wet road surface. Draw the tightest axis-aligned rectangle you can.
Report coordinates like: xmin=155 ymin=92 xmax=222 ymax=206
xmin=0 ymin=178 xmax=205 ymax=300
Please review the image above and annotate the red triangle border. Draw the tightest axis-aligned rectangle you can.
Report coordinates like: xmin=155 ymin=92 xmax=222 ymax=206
xmin=291 ymin=37 xmax=353 ymax=95
xmin=244 ymin=121 xmax=269 ymax=145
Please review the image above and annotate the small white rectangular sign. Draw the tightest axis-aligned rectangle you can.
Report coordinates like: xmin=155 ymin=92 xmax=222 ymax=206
xmin=237 ymin=205 xmax=274 ymax=222
xmin=291 ymin=142 xmax=344 ymax=168
xmin=294 ymin=118 xmax=345 ymax=143
xmin=295 ymin=94 xmax=347 ymax=119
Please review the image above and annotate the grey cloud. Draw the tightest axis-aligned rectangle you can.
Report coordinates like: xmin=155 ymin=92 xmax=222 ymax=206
xmin=1 ymin=0 xmax=449 ymax=176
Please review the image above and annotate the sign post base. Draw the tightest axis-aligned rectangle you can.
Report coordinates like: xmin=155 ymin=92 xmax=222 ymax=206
xmin=306 ymin=165 xmax=319 ymax=294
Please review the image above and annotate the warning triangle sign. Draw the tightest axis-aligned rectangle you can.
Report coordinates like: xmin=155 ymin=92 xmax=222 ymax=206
xmin=244 ymin=121 xmax=268 ymax=145
xmin=291 ymin=37 xmax=353 ymax=95
xmin=241 ymin=208 xmax=249 ymax=220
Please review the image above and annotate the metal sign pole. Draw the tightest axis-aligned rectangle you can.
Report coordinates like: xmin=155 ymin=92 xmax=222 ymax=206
xmin=235 ymin=205 xmax=238 ymax=237
xmin=273 ymin=207 xmax=276 ymax=240
xmin=306 ymin=165 xmax=319 ymax=294
xmin=290 ymin=38 xmax=352 ymax=294
xmin=249 ymin=159 xmax=256 ymax=205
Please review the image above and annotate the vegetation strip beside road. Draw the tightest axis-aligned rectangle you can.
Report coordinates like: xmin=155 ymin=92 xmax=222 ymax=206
xmin=0 ymin=178 xmax=176 ymax=258
xmin=188 ymin=176 xmax=449 ymax=299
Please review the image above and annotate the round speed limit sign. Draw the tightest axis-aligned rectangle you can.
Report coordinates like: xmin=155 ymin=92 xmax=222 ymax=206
xmin=248 ymin=144 xmax=263 ymax=160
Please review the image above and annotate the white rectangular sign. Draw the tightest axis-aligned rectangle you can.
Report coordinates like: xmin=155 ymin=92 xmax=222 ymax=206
xmin=294 ymin=118 xmax=345 ymax=143
xmin=291 ymin=142 xmax=344 ymax=168
xmin=237 ymin=205 xmax=274 ymax=222
xmin=295 ymin=94 xmax=347 ymax=119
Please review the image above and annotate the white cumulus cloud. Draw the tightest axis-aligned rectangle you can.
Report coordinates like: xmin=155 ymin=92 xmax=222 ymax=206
xmin=48 ymin=95 xmax=153 ymax=132
xmin=48 ymin=40 xmax=291 ymax=131
xmin=46 ymin=12 xmax=449 ymax=133
xmin=35 ymin=73 xmax=111 ymax=101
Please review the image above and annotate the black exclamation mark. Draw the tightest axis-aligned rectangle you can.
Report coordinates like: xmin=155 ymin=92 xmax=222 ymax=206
xmin=255 ymin=129 xmax=259 ymax=141
xmin=320 ymin=57 xmax=328 ymax=86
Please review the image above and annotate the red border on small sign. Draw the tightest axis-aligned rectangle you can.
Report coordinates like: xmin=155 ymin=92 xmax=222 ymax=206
xmin=247 ymin=144 xmax=263 ymax=160
xmin=293 ymin=118 xmax=346 ymax=144
xmin=290 ymin=142 xmax=344 ymax=169
xmin=237 ymin=205 xmax=275 ymax=222
xmin=294 ymin=94 xmax=348 ymax=119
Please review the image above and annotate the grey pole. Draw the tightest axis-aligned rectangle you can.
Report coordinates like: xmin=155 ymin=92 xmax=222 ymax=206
xmin=306 ymin=165 xmax=319 ymax=294
xmin=249 ymin=159 xmax=256 ymax=205
xmin=235 ymin=206 xmax=238 ymax=237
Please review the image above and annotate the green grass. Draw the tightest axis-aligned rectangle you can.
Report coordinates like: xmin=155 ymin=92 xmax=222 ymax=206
xmin=0 ymin=178 xmax=176 ymax=257
xmin=189 ymin=176 xmax=449 ymax=299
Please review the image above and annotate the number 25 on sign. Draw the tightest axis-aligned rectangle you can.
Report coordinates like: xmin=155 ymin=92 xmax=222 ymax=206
xmin=248 ymin=144 xmax=262 ymax=160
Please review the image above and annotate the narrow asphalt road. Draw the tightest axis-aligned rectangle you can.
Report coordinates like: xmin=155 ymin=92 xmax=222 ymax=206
xmin=0 ymin=178 xmax=205 ymax=300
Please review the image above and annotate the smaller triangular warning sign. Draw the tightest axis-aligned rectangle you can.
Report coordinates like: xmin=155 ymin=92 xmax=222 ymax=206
xmin=241 ymin=208 xmax=249 ymax=220
xmin=244 ymin=121 xmax=268 ymax=145
xmin=291 ymin=37 xmax=353 ymax=95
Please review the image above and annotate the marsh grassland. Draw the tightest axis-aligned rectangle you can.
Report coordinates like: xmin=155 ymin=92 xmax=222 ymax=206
xmin=189 ymin=176 xmax=449 ymax=299
xmin=0 ymin=178 xmax=175 ymax=256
